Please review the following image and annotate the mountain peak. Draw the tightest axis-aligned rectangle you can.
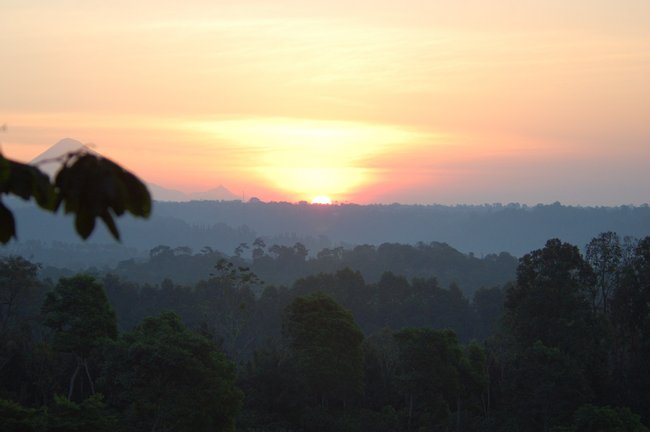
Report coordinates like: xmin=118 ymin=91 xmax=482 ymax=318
xmin=189 ymin=185 xmax=238 ymax=201
xmin=30 ymin=138 xmax=98 ymax=177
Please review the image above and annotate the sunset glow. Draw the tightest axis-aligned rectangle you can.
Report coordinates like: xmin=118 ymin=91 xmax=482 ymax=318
xmin=187 ymin=117 xmax=432 ymax=201
xmin=311 ymin=196 xmax=333 ymax=205
xmin=1 ymin=1 xmax=649 ymax=205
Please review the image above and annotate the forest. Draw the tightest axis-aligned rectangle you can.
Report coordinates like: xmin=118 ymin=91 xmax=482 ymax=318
xmin=4 ymin=0 xmax=649 ymax=430
xmin=1 ymin=231 xmax=649 ymax=431
xmin=5 ymin=200 xmax=650 ymax=270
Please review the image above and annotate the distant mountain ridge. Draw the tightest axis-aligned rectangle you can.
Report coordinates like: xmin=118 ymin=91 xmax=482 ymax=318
xmin=148 ymin=183 xmax=238 ymax=202
xmin=29 ymin=138 xmax=238 ymax=202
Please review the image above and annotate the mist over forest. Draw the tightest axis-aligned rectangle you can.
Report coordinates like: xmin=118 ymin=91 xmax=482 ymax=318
xmin=4 ymin=199 xmax=650 ymax=270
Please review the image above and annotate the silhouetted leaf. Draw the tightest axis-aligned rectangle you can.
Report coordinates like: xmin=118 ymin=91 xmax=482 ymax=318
xmin=75 ymin=208 xmax=96 ymax=240
xmin=0 ymin=155 xmax=56 ymax=243
xmin=55 ymin=153 xmax=151 ymax=240
xmin=0 ymin=156 xmax=10 ymax=183
xmin=0 ymin=156 xmax=56 ymax=210
xmin=0 ymin=199 xmax=16 ymax=242
xmin=0 ymin=149 xmax=150 ymax=243
xmin=100 ymin=210 xmax=120 ymax=240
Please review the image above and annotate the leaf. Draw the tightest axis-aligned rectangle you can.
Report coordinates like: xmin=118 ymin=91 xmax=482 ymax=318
xmin=0 ymin=149 xmax=150 ymax=242
xmin=0 ymin=157 xmax=56 ymax=210
xmin=0 ymin=155 xmax=10 ymax=183
xmin=55 ymin=153 xmax=151 ymax=240
xmin=100 ymin=210 xmax=120 ymax=241
xmin=0 ymin=199 xmax=16 ymax=243
xmin=0 ymin=155 xmax=55 ymax=244
xmin=74 ymin=208 xmax=96 ymax=240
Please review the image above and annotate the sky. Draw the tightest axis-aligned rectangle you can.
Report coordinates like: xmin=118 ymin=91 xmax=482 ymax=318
xmin=1 ymin=0 xmax=649 ymax=205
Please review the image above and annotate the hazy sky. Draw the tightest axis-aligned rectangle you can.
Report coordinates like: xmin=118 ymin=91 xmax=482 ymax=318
xmin=2 ymin=0 xmax=649 ymax=205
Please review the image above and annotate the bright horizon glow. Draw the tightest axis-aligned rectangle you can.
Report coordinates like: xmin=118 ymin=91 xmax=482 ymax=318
xmin=311 ymin=195 xmax=333 ymax=205
xmin=1 ymin=1 xmax=649 ymax=205
xmin=187 ymin=117 xmax=434 ymax=201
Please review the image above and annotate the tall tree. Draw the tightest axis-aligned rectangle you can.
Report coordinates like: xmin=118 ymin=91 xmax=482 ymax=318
xmin=505 ymin=238 xmax=595 ymax=354
xmin=41 ymin=275 xmax=117 ymax=399
xmin=394 ymin=328 xmax=463 ymax=431
xmin=586 ymin=232 xmax=623 ymax=315
xmin=609 ymin=236 xmax=650 ymax=419
xmin=284 ymin=292 xmax=364 ymax=409
xmin=499 ymin=239 xmax=611 ymax=431
xmin=0 ymin=256 xmax=41 ymax=341
xmin=363 ymin=328 xmax=400 ymax=411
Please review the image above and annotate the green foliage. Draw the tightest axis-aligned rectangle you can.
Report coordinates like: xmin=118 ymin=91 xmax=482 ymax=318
xmin=5 ymin=232 xmax=650 ymax=432
xmin=498 ymin=240 xmax=603 ymax=430
xmin=284 ymin=292 xmax=365 ymax=406
xmin=0 ymin=256 xmax=42 ymax=335
xmin=362 ymin=328 xmax=400 ymax=411
xmin=0 ymin=398 xmax=45 ymax=432
xmin=472 ymin=285 xmax=505 ymax=340
xmin=237 ymin=347 xmax=303 ymax=430
xmin=390 ymin=327 xmax=489 ymax=430
xmin=613 ymin=236 xmax=650 ymax=332
xmin=505 ymin=238 xmax=595 ymax=354
xmin=196 ymin=261 xmax=260 ymax=358
xmin=608 ymin=236 xmax=650 ymax=419
xmin=213 ymin=258 xmax=263 ymax=289
xmin=586 ymin=231 xmax=622 ymax=314
xmin=460 ymin=341 xmax=489 ymax=416
xmin=252 ymin=240 xmax=518 ymax=296
xmin=47 ymin=394 xmax=117 ymax=432
xmin=394 ymin=328 xmax=463 ymax=429
xmin=573 ymin=404 xmax=648 ymax=432
xmin=40 ymin=275 xmax=117 ymax=400
xmin=553 ymin=404 xmax=650 ymax=432
xmin=0 ymin=150 xmax=150 ymax=243
xmin=485 ymin=234 xmax=650 ymax=432
xmin=503 ymin=341 xmax=591 ymax=431
xmin=41 ymin=275 xmax=117 ymax=358
xmin=102 ymin=311 xmax=242 ymax=432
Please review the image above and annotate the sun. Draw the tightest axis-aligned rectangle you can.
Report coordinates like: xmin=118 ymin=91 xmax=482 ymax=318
xmin=311 ymin=195 xmax=333 ymax=205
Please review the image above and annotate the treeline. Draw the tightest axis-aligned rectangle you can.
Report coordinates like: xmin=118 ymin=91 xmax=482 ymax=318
xmin=7 ymin=200 xmax=650 ymax=269
xmin=150 ymin=200 xmax=650 ymax=257
xmin=108 ymin=240 xmax=517 ymax=295
xmin=2 ymin=232 xmax=650 ymax=431
xmin=99 ymin=267 xmax=503 ymax=354
xmin=4 ymin=223 xmax=517 ymax=293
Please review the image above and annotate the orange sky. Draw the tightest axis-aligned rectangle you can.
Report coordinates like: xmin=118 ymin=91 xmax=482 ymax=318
xmin=2 ymin=0 xmax=649 ymax=204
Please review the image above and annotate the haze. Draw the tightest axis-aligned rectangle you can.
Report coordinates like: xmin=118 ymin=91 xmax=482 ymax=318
xmin=2 ymin=0 xmax=649 ymax=205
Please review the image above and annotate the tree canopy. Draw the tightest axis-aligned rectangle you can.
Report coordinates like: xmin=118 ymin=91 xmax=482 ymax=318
xmin=284 ymin=292 xmax=365 ymax=407
xmin=41 ymin=274 xmax=117 ymax=399
xmin=2 ymin=233 xmax=650 ymax=431
xmin=102 ymin=311 xmax=242 ymax=432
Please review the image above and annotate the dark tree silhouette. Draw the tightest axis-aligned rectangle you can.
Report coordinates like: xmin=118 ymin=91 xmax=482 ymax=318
xmin=0 ymin=148 xmax=150 ymax=243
